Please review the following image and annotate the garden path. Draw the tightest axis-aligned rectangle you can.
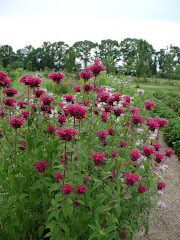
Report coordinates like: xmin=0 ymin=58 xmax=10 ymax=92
xmin=134 ymin=132 xmax=180 ymax=240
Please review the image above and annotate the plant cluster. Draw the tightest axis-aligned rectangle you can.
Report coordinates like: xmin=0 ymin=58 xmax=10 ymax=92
xmin=0 ymin=68 xmax=174 ymax=239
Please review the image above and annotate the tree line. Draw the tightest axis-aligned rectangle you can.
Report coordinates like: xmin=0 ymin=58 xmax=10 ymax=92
xmin=0 ymin=38 xmax=180 ymax=80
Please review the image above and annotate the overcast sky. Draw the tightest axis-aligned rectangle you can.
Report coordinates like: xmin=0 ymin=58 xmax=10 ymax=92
xmin=0 ymin=0 xmax=180 ymax=51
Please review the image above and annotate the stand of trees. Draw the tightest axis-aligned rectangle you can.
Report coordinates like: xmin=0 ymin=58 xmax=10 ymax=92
xmin=0 ymin=38 xmax=180 ymax=80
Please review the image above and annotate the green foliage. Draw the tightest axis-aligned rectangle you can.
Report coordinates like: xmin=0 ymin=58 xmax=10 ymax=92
xmin=26 ymin=60 xmax=33 ymax=71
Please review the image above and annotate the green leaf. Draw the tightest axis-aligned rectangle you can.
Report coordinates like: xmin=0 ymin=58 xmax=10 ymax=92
xmin=38 ymin=225 xmax=44 ymax=238
xmin=49 ymin=183 xmax=60 ymax=193
xmin=103 ymin=225 xmax=117 ymax=234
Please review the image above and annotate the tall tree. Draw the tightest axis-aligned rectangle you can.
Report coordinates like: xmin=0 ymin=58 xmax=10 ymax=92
xmin=51 ymin=41 xmax=69 ymax=69
xmin=73 ymin=40 xmax=98 ymax=68
xmin=64 ymin=47 xmax=76 ymax=72
xmin=97 ymin=39 xmax=121 ymax=73
xmin=0 ymin=45 xmax=15 ymax=68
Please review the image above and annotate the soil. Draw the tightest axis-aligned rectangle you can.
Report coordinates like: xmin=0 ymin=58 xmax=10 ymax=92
xmin=134 ymin=132 xmax=180 ymax=240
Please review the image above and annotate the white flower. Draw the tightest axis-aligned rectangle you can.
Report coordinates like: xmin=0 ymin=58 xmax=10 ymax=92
xmin=157 ymin=200 xmax=166 ymax=208
xmin=137 ymin=89 xmax=144 ymax=94
xmin=159 ymin=165 xmax=168 ymax=170
xmin=158 ymin=190 xmax=164 ymax=195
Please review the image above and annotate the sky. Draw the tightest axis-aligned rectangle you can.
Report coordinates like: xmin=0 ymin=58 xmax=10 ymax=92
xmin=0 ymin=0 xmax=180 ymax=52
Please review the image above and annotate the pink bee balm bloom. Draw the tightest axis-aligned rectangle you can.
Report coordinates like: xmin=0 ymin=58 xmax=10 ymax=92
xmin=107 ymin=96 xmax=115 ymax=106
xmin=145 ymin=100 xmax=155 ymax=110
xmin=40 ymin=95 xmax=54 ymax=105
xmin=155 ymin=153 xmax=165 ymax=164
xmin=82 ymin=83 xmax=93 ymax=92
xmin=9 ymin=116 xmax=25 ymax=129
xmin=3 ymin=97 xmax=16 ymax=107
xmin=47 ymin=125 xmax=56 ymax=134
xmin=90 ymin=151 xmax=105 ymax=166
xmin=131 ymin=114 xmax=143 ymax=125
xmin=62 ymin=184 xmax=74 ymax=195
xmin=101 ymin=111 xmax=108 ymax=123
xmin=74 ymin=85 xmax=81 ymax=92
xmin=83 ymin=176 xmax=91 ymax=184
xmin=157 ymin=181 xmax=166 ymax=190
xmin=57 ymin=115 xmax=66 ymax=125
xmin=153 ymin=143 xmax=162 ymax=151
xmin=95 ymin=87 xmax=105 ymax=92
xmin=64 ymin=103 xmax=87 ymax=120
xmin=90 ymin=59 xmax=104 ymax=76
xmin=131 ymin=107 xmax=140 ymax=114
xmin=79 ymin=69 xmax=93 ymax=82
xmin=130 ymin=149 xmax=141 ymax=161
xmin=119 ymin=228 xmax=127 ymax=239
xmin=119 ymin=141 xmax=127 ymax=148
xmin=96 ymin=129 xmax=107 ymax=141
xmin=138 ymin=185 xmax=148 ymax=193
xmin=2 ymin=88 xmax=18 ymax=97
xmin=18 ymin=141 xmax=27 ymax=151
xmin=56 ymin=126 xmax=77 ymax=141
xmin=0 ymin=70 xmax=11 ymax=87
xmin=156 ymin=118 xmax=168 ymax=128
xmin=111 ymin=149 xmax=117 ymax=158
xmin=146 ymin=118 xmax=159 ymax=131
xmin=17 ymin=101 xmax=28 ymax=109
xmin=103 ymin=105 xmax=113 ymax=112
xmin=112 ymin=92 xmax=122 ymax=102
xmin=113 ymin=108 xmax=124 ymax=117
xmin=142 ymin=145 xmax=155 ymax=158
xmin=41 ymin=104 xmax=52 ymax=114
xmin=164 ymin=149 xmax=174 ymax=157
xmin=49 ymin=72 xmax=65 ymax=84
xmin=75 ymin=184 xmax=86 ymax=195
xmin=35 ymin=89 xmax=45 ymax=98
xmin=34 ymin=160 xmax=49 ymax=173
xmin=21 ymin=111 xmax=29 ymax=119
xmin=53 ymin=172 xmax=64 ymax=182
xmin=107 ymin=126 xmax=114 ymax=136
xmin=124 ymin=95 xmax=131 ymax=103
xmin=29 ymin=76 xmax=42 ymax=88
xmin=123 ymin=172 xmax=139 ymax=186
xmin=0 ymin=130 xmax=4 ymax=138
xmin=97 ymin=92 xmax=110 ymax=103
xmin=63 ymin=94 xmax=75 ymax=103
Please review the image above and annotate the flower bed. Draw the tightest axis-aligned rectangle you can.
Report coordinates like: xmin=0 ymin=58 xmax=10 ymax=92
xmin=0 ymin=65 xmax=174 ymax=239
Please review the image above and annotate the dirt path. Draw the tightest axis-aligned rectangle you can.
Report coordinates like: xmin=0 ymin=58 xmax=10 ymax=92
xmin=134 ymin=132 xmax=180 ymax=240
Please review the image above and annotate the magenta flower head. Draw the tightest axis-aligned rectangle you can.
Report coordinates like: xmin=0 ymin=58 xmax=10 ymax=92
xmin=63 ymin=94 xmax=75 ymax=103
xmin=97 ymin=92 xmax=110 ymax=103
xmin=157 ymin=181 xmax=166 ymax=190
xmin=82 ymin=83 xmax=93 ymax=92
xmin=62 ymin=184 xmax=74 ymax=195
xmin=146 ymin=118 xmax=159 ymax=131
xmin=123 ymin=172 xmax=139 ymax=186
xmin=17 ymin=101 xmax=28 ymax=109
xmin=75 ymin=184 xmax=86 ymax=195
xmin=156 ymin=118 xmax=168 ymax=128
xmin=21 ymin=111 xmax=29 ymax=119
xmin=138 ymin=185 xmax=148 ymax=193
xmin=107 ymin=126 xmax=114 ymax=136
xmin=64 ymin=103 xmax=87 ymax=120
xmin=111 ymin=149 xmax=117 ymax=159
xmin=29 ymin=76 xmax=42 ymax=88
xmin=131 ymin=107 xmax=140 ymax=114
xmin=119 ymin=141 xmax=127 ymax=148
xmin=49 ymin=72 xmax=65 ymax=84
xmin=113 ymin=108 xmax=124 ymax=117
xmin=40 ymin=95 xmax=54 ymax=105
xmin=34 ymin=160 xmax=49 ymax=173
xmin=3 ymin=97 xmax=16 ymax=107
xmin=90 ymin=151 xmax=105 ymax=166
xmin=74 ymin=85 xmax=81 ymax=92
xmin=90 ymin=59 xmax=104 ymax=76
xmin=53 ymin=172 xmax=64 ymax=182
xmin=153 ymin=143 xmax=162 ymax=151
xmin=9 ymin=116 xmax=25 ymax=129
xmin=0 ymin=70 xmax=11 ymax=87
xmin=145 ymin=100 xmax=155 ymax=110
xmin=79 ymin=68 xmax=93 ymax=82
xmin=2 ymin=88 xmax=18 ymax=97
xmin=96 ymin=129 xmax=107 ymax=141
xmin=83 ymin=176 xmax=91 ymax=184
xmin=56 ymin=126 xmax=77 ymax=141
xmin=131 ymin=114 xmax=143 ymax=125
xmin=47 ymin=124 xmax=56 ymax=134
xmin=101 ymin=111 xmax=108 ymax=123
xmin=35 ymin=89 xmax=45 ymax=98
xmin=164 ymin=149 xmax=174 ymax=157
xmin=58 ymin=115 xmax=66 ymax=126
xmin=154 ymin=153 xmax=165 ymax=164
xmin=119 ymin=228 xmax=127 ymax=239
xmin=130 ymin=149 xmax=141 ymax=161
xmin=142 ymin=145 xmax=155 ymax=158
xmin=112 ymin=92 xmax=122 ymax=102
xmin=19 ymin=141 xmax=27 ymax=151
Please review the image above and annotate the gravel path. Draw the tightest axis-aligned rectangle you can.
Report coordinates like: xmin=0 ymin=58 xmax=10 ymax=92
xmin=134 ymin=133 xmax=180 ymax=240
